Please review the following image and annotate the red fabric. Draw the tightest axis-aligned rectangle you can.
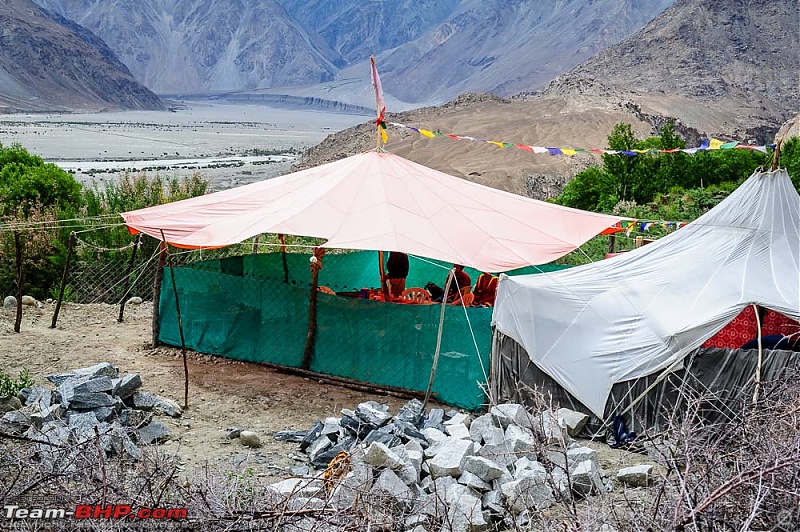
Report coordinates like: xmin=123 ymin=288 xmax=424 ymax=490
xmin=703 ymin=308 xmax=800 ymax=348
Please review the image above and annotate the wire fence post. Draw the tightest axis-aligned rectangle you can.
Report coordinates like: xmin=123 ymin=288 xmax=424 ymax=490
xmin=302 ymin=247 xmax=324 ymax=370
xmin=423 ymin=267 xmax=455 ymax=411
xmin=13 ymin=231 xmax=23 ymax=333
xmin=151 ymin=240 xmax=167 ymax=347
xmin=117 ymin=233 xmax=141 ymax=323
xmin=51 ymin=232 xmax=76 ymax=329
xmin=161 ymin=231 xmax=190 ymax=410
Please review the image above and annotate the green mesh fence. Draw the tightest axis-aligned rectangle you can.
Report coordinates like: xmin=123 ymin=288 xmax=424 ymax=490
xmin=157 ymin=251 xmax=569 ymax=410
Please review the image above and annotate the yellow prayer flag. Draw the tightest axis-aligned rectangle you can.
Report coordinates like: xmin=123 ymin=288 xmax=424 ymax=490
xmin=380 ymin=128 xmax=388 ymax=144
xmin=709 ymin=138 xmax=723 ymax=150
xmin=419 ymin=129 xmax=436 ymax=138
xmin=487 ymin=141 xmax=505 ymax=148
xmin=561 ymin=149 xmax=577 ymax=156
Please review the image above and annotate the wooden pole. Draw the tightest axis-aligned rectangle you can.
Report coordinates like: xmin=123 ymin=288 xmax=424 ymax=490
xmin=771 ymin=141 xmax=782 ymax=171
xmin=752 ymin=304 xmax=764 ymax=404
xmin=251 ymin=235 xmax=259 ymax=254
xmin=162 ymin=231 xmax=190 ymax=410
xmin=423 ymin=268 xmax=455 ymax=411
xmin=13 ymin=231 xmax=23 ymax=334
xmin=607 ymin=234 xmax=616 ymax=254
xmin=378 ymin=251 xmax=390 ymax=301
xmin=51 ymin=231 xmax=75 ymax=329
xmin=117 ymin=233 xmax=141 ymax=323
xmin=279 ymin=234 xmax=289 ymax=284
xmin=151 ymin=240 xmax=167 ymax=347
xmin=302 ymin=247 xmax=324 ymax=370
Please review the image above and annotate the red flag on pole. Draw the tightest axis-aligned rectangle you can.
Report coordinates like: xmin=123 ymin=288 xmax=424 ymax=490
xmin=370 ymin=55 xmax=387 ymax=144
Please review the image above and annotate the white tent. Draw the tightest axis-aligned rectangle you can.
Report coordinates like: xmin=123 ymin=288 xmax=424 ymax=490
xmin=492 ymin=169 xmax=800 ymax=418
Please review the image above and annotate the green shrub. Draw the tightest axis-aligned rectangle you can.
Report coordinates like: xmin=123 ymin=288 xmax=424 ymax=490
xmin=0 ymin=369 xmax=34 ymax=399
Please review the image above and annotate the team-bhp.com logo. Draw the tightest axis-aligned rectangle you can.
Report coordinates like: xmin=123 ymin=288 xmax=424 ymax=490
xmin=4 ymin=504 xmax=188 ymax=521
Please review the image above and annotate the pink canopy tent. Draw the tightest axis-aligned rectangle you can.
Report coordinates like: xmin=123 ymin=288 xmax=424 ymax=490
xmin=122 ymin=151 xmax=622 ymax=272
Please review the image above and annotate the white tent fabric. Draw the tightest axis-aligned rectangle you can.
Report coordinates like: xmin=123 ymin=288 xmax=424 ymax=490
xmin=492 ymin=169 xmax=800 ymax=417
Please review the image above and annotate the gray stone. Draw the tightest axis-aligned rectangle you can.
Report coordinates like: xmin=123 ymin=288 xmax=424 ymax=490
xmin=571 ymin=459 xmax=604 ymax=495
xmin=404 ymin=514 xmax=429 ymax=530
xmin=423 ymin=408 xmax=445 ymax=429
xmin=427 ymin=438 xmax=474 ymax=479
xmin=119 ymin=409 xmax=151 ymax=427
xmin=505 ymin=424 xmax=536 ymax=452
xmin=299 ymin=420 xmax=323 ymax=451
xmin=458 ymin=470 xmax=491 ymax=491
xmin=23 ymin=387 xmax=52 ymax=411
xmin=126 ymin=296 xmax=143 ymax=305
xmin=287 ymin=497 xmax=326 ymax=511
xmin=364 ymin=441 xmax=403 ymax=469
xmin=445 ymin=412 xmax=471 ymax=428
xmin=445 ymin=483 xmax=490 ymax=532
xmin=616 ymin=465 xmax=654 ymax=487
xmin=239 ymin=430 xmax=261 ymax=448
xmin=129 ymin=392 xmax=182 ymax=417
xmin=551 ymin=468 xmax=571 ymax=499
xmin=490 ymin=403 xmax=534 ymax=429
xmin=320 ymin=417 xmax=341 ymax=437
xmin=557 ymin=408 xmax=590 ymax=437
xmin=329 ymin=460 xmax=373 ymax=509
xmin=354 ymin=401 xmax=392 ymax=427
xmin=362 ymin=427 xmax=399 ymax=448
xmin=422 ymin=427 xmax=448 ymax=445
xmin=393 ymin=418 xmax=426 ymax=441
xmin=1 ymin=410 xmax=32 ymax=434
xmin=73 ymin=377 xmax=114 ymax=395
xmin=538 ymin=410 xmax=570 ymax=444
xmin=482 ymin=489 xmax=505 ymax=515
xmin=311 ymin=436 xmax=355 ymax=469
xmin=307 ymin=435 xmax=332 ymax=461
xmin=227 ymin=427 xmax=242 ymax=439
xmin=113 ymin=374 xmax=142 ymax=399
xmin=404 ymin=448 xmax=423 ymax=475
xmin=68 ymin=412 xmax=101 ymax=441
xmin=30 ymin=404 xmax=65 ymax=426
xmin=100 ymin=425 xmax=141 ymax=459
xmin=26 ymin=420 xmax=71 ymax=448
xmin=404 ymin=438 xmax=424 ymax=456
xmin=396 ymin=398 xmax=424 ymax=424
xmin=567 ymin=446 xmax=597 ymax=466
xmin=501 ymin=469 xmax=555 ymax=512
xmin=396 ymin=462 xmax=420 ymax=486
xmin=69 ymin=393 xmax=116 ymax=410
xmin=0 ymin=396 xmax=23 ymax=413
xmin=513 ymin=457 xmax=546 ymax=479
xmin=476 ymin=443 xmax=518 ymax=468
xmin=468 ymin=413 xmax=498 ymax=444
xmin=445 ymin=423 xmax=471 ymax=440
xmin=273 ymin=429 xmax=307 ymax=442
xmin=4 ymin=295 xmax=17 ymax=308
xmin=370 ymin=469 xmax=413 ymax=509
xmin=462 ymin=456 xmax=506 ymax=482
xmin=136 ymin=421 xmax=170 ymax=444
xmin=271 ymin=478 xmax=323 ymax=498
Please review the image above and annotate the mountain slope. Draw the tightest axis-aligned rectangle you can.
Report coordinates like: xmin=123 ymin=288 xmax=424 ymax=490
xmin=541 ymin=0 xmax=799 ymax=139
xmin=373 ymin=0 xmax=675 ymax=103
xmin=0 ymin=0 xmax=165 ymax=113
xmin=35 ymin=0 xmax=340 ymax=93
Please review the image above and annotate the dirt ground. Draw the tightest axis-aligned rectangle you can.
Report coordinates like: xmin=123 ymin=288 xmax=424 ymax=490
xmin=0 ymin=301 xmax=658 ymax=488
xmin=0 ymin=301 xmax=410 ymax=482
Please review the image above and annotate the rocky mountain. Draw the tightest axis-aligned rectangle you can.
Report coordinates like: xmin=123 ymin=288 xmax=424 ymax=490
xmin=373 ymin=0 xmax=676 ymax=103
xmin=31 ymin=0 xmax=673 ymax=105
xmin=0 ymin=0 xmax=165 ymax=113
xmin=278 ymin=0 xmax=460 ymax=65
xmin=35 ymin=0 xmax=341 ymax=94
xmin=540 ymin=0 xmax=799 ymax=141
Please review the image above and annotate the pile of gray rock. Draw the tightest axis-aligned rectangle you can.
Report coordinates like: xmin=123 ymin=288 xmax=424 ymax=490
xmin=0 ymin=362 xmax=180 ymax=460
xmin=270 ymin=399 xmax=647 ymax=530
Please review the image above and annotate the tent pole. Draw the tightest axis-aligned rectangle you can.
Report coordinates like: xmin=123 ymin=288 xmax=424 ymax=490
xmin=423 ymin=268 xmax=455 ymax=411
xmin=51 ymin=231 xmax=75 ymax=329
xmin=607 ymin=235 xmax=616 ymax=254
xmin=378 ymin=251 xmax=389 ymax=300
xmin=752 ymin=304 xmax=764 ymax=404
xmin=279 ymin=234 xmax=289 ymax=284
xmin=161 ymin=231 xmax=190 ymax=410
xmin=13 ymin=231 xmax=23 ymax=334
xmin=117 ymin=233 xmax=141 ymax=323
xmin=302 ymin=247 xmax=324 ymax=370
